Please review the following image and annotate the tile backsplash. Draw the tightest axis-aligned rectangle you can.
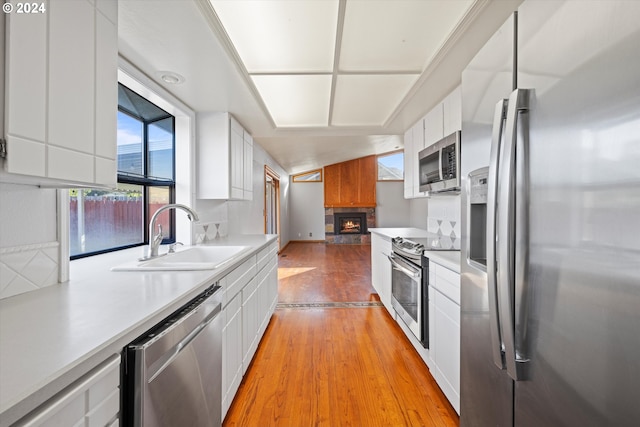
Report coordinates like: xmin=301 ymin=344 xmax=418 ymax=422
xmin=0 ymin=242 xmax=59 ymax=299
xmin=193 ymin=221 xmax=229 ymax=244
xmin=427 ymin=196 xmax=461 ymax=238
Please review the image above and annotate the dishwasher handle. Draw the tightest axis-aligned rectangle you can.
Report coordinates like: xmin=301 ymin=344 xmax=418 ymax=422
xmin=147 ymin=301 xmax=222 ymax=383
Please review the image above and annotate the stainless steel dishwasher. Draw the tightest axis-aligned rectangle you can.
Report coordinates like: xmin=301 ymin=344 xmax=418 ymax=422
xmin=123 ymin=283 xmax=223 ymax=427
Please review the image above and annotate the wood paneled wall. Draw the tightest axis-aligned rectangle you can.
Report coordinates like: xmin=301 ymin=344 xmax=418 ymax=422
xmin=324 ymin=155 xmax=376 ymax=207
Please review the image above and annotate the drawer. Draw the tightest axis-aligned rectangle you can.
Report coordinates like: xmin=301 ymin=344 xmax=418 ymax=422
xmin=257 ymin=241 xmax=278 ymax=271
xmin=435 ymin=288 xmax=460 ymax=323
xmin=433 ymin=263 xmax=460 ymax=305
xmin=224 ymin=292 xmax=242 ymax=325
xmin=256 ymin=244 xmax=271 ymax=272
xmin=242 ymin=277 xmax=258 ymax=302
xmin=223 ymin=255 xmax=256 ymax=305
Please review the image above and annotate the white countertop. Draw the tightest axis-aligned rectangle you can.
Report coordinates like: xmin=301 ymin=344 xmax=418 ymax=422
xmin=0 ymin=234 xmax=277 ymax=426
xmin=369 ymin=227 xmax=435 ymax=239
xmin=424 ymin=250 xmax=461 ymax=273
xmin=369 ymin=227 xmax=461 ymax=273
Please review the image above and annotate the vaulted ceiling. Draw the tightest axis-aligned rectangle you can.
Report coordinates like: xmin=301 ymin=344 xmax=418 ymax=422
xmin=118 ymin=0 xmax=521 ymax=174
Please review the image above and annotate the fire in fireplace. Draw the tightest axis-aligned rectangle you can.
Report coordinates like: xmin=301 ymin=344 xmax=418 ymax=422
xmin=334 ymin=212 xmax=367 ymax=235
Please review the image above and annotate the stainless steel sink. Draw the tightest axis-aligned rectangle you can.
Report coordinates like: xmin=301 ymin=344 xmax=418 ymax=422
xmin=111 ymin=246 xmax=249 ymax=271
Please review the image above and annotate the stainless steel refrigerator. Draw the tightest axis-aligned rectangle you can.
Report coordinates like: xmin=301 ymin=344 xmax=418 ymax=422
xmin=460 ymin=1 xmax=640 ymax=426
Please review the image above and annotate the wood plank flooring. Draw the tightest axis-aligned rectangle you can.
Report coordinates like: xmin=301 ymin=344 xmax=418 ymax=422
xmin=223 ymin=242 xmax=459 ymax=427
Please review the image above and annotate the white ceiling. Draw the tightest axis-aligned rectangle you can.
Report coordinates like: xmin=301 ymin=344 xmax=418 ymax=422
xmin=118 ymin=0 xmax=522 ymax=174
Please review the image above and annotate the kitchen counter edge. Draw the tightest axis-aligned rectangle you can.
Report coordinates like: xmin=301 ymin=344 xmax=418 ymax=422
xmin=369 ymin=228 xmax=461 ymax=273
xmin=0 ymin=234 xmax=278 ymax=426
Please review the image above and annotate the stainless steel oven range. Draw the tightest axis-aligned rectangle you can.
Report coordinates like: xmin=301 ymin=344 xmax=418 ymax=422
xmin=388 ymin=235 xmax=459 ymax=348
xmin=388 ymin=237 xmax=430 ymax=348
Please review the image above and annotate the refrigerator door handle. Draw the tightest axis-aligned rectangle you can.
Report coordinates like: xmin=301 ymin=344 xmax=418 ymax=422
xmin=499 ymin=88 xmax=531 ymax=381
xmin=514 ymin=89 xmax=532 ymax=380
xmin=487 ymin=98 xmax=508 ymax=370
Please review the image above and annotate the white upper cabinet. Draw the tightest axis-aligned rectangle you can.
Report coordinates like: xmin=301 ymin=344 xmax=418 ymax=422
xmin=243 ymin=131 xmax=253 ymax=200
xmin=443 ymin=85 xmax=462 ymax=136
xmin=3 ymin=0 xmax=118 ymax=187
xmin=197 ymin=112 xmax=253 ymax=201
xmin=424 ymin=103 xmax=444 ymax=148
xmin=403 ymin=128 xmax=414 ymax=199
xmin=404 ymin=85 xmax=462 ymax=199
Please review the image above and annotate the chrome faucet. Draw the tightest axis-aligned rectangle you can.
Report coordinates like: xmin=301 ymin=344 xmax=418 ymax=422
xmin=146 ymin=204 xmax=199 ymax=259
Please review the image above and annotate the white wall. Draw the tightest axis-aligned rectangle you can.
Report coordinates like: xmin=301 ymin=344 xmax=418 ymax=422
xmin=289 ymin=181 xmax=325 ymax=241
xmin=376 ymin=182 xmax=410 ymax=227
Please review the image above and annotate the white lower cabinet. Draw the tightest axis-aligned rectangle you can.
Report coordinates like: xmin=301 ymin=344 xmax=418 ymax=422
xmin=242 ymin=277 xmax=259 ymax=374
xmin=370 ymin=233 xmax=393 ymax=313
xmin=222 ymin=292 xmax=243 ymax=417
xmin=221 ymin=241 xmax=278 ymax=419
xmin=429 ymin=261 xmax=461 ymax=414
xmin=18 ymin=355 xmax=120 ymax=426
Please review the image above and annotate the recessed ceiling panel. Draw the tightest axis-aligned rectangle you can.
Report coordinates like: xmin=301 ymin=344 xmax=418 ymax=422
xmin=211 ymin=0 xmax=339 ymax=73
xmin=252 ymin=75 xmax=332 ymax=127
xmin=332 ymin=75 xmax=419 ymax=126
xmin=339 ymin=0 xmax=474 ymax=72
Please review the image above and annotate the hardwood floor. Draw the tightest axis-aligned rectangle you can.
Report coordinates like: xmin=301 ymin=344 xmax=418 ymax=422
xmin=223 ymin=242 xmax=459 ymax=427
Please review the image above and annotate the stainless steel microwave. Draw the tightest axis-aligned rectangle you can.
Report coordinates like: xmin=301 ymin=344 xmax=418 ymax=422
xmin=418 ymin=131 xmax=461 ymax=194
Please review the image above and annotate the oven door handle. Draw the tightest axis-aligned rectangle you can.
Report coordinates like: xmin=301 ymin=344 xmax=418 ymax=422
xmin=387 ymin=254 xmax=421 ymax=278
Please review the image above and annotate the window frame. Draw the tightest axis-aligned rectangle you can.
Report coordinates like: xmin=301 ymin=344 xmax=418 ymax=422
xmin=376 ymin=150 xmax=404 ymax=182
xmin=292 ymin=169 xmax=323 ymax=183
xmin=69 ymin=91 xmax=176 ymax=260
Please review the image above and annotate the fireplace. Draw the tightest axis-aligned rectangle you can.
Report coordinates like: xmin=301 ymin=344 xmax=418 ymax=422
xmin=325 ymin=207 xmax=375 ymax=244
xmin=334 ymin=212 xmax=367 ymax=235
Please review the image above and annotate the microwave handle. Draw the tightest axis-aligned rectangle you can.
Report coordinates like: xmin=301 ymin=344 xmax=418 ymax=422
xmin=438 ymin=147 xmax=444 ymax=182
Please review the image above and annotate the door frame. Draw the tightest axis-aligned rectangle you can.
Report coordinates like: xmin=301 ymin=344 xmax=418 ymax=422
xmin=264 ymin=165 xmax=281 ymax=250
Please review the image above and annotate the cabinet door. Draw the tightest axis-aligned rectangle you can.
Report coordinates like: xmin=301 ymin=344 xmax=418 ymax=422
xmin=443 ymin=85 xmax=462 ymax=136
xmin=268 ymin=257 xmax=278 ymax=313
xmin=94 ymin=5 xmax=118 ymax=187
xmin=428 ymin=285 xmax=436 ymax=369
xmin=403 ymin=128 xmax=414 ymax=199
xmin=424 ymin=104 xmax=444 ymax=147
xmin=339 ymin=160 xmax=359 ymax=205
xmin=323 ymin=163 xmax=341 ymax=206
xmin=357 ymin=155 xmax=377 ymax=206
xmin=4 ymin=0 xmax=117 ymax=186
xmin=434 ymin=290 xmax=460 ymax=413
xmin=412 ymin=118 xmax=425 ymax=150
xmin=243 ymin=132 xmax=253 ymax=200
xmin=49 ymin=0 xmax=94 ymax=155
xmin=230 ymin=125 xmax=244 ymax=199
xmin=371 ymin=234 xmax=392 ymax=313
xmin=5 ymin=5 xmax=48 ymax=177
xmin=222 ymin=293 xmax=243 ymax=418
xmin=242 ymin=278 xmax=259 ymax=374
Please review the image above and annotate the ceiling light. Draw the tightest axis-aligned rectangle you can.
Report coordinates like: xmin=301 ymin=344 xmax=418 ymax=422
xmin=157 ymin=71 xmax=185 ymax=85
xmin=252 ymin=74 xmax=332 ymax=127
